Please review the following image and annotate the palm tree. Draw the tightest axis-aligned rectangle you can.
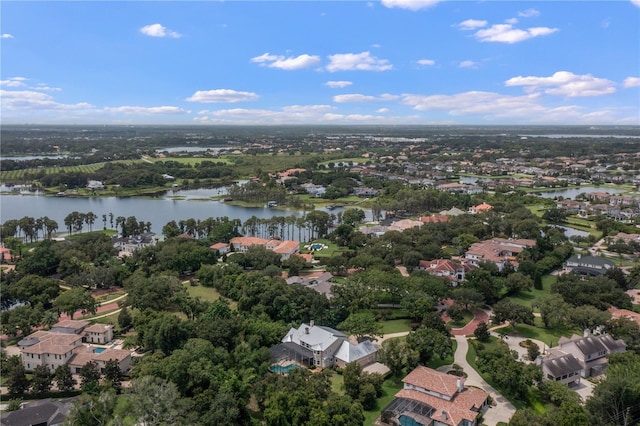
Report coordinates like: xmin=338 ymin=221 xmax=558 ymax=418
xmin=108 ymin=212 xmax=114 ymax=229
xmin=85 ymin=212 xmax=97 ymax=232
xmin=102 ymin=214 xmax=107 ymax=230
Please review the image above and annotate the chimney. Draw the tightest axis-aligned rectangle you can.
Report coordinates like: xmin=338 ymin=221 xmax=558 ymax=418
xmin=456 ymin=378 xmax=464 ymax=393
xmin=583 ymin=328 xmax=590 ymax=337
xmin=305 ymin=327 xmax=309 ymax=334
xmin=310 ymin=320 xmax=314 ymax=328
xmin=441 ymin=410 xmax=447 ymax=421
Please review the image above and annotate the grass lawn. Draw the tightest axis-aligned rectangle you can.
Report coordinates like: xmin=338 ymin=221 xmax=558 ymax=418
xmin=504 ymin=274 xmax=555 ymax=309
xmin=302 ymin=239 xmax=347 ymax=258
xmin=95 ymin=291 xmax=126 ymax=304
xmin=363 ymin=378 xmax=404 ymax=425
xmin=91 ymin=314 xmax=118 ymax=326
xmin=330 ymin=372 xmax=345 ymax=396
xmin=511 ymin=320 xmax=580 ymax=347
xmin=380 ymin=319 xmax=412 ymax=334
xmin=182 ymin=282 xmax=237 ymax=307
xmin=447 ymin=310 xmax=474 ymax=329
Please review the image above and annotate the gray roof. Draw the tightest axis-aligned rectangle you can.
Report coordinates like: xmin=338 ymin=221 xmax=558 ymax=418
xmin=282 ymin=323 xmax=347 ymax=351
xmin=335 ymin=339 xmax=378 ymax=363
xmin=543 ymin=354 xmax=582 ymax=378
xmin=0 ymin=398 xmax=77 ymax=426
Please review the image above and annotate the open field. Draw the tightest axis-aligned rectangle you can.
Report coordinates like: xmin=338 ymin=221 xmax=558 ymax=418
xmin=503 ymin=275 xmax=555 ymax=309
xmin=0 ymin=160 xmax=138 ymax=182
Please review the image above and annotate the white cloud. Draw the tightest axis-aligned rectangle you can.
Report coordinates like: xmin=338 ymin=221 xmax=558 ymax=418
xmin=1 ymin=90 xmax=93 ymax=110
xmin=251 ymin=52 xmax=321 ymax=70
xmin=105 ymin=106 xmax=189 ymax=114
xmin=1 ymin=33 xmax=14 ymax=39
xmin=139 ymin=23 xmax=181 ymax=38
xmin=505 ymin=71 xmax=616 ymax=97
xmin=381 ymin=0 xmax=443 ymax=11
xmin=457 ymin=19 xmax=487 ymax=30
xmin=0 ymin=77 xmax=28 ymax=87
xmin=505 ymin=18 xmax=519 ymax=25
xmin=326 ymin=51 xmax=392 ymax=72
xmin=34 ymin=84 xmax=62 ymax=92
xmin=623 ymin=77 xmax=640 ymax=88
xmin=325 ymin=81 xmax=353 ymax=88
xmin=417 ymin=59 xmax=435 ymax=66
xmin=459 ymin=60 xmax=479 ymax=69
xmin=402 ymin=91 xmax=545 ymax=117
xmin=377 ymin=108 xmax=390 ymax=113
xmin=333 ymin=93 xmax=398 ymax=103
xmin=518 ymin=9 xmax=540 ymax=18
xmin=473 ymin=24 xmax=558 ymax=43
xmin=631 ymin=0 xmax=640 ymax=7
xmin=186 ymin=89 xmax=259 ymax=103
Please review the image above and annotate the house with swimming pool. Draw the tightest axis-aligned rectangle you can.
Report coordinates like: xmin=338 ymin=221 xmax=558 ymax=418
xmin=270 ymin=321 xmax=378 ymax=370
xmin=17 ymin=320 xmax=132 ymax=373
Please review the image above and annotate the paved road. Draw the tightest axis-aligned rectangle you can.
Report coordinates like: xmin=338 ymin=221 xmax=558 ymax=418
xmin=450 ymin=309 xmax=489 ymax=336
xmin=453 ymin=335 xmax=516 ymax=426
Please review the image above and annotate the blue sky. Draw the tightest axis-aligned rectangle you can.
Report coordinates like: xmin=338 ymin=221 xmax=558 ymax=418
xmin=1 ymin=1 xmax=639 ymax=125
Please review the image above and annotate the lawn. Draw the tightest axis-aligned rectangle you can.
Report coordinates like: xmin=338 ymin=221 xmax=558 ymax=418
xmin=504 ymin=274 xmax=555 ymax=309
xmin=302 ymin=239 xmax=347 ymax=258
xmin=511 ymin=320 xmax=580 ymax=348
xmin=380 ymin=319 xmax=412 ymax=335
xmin=446 ymin=310 xmax=474 ymax=329
xmin=182 ymin=282 xmax=237 ymax=308
xmin=363 ymin=378 xmax=404 ymax=425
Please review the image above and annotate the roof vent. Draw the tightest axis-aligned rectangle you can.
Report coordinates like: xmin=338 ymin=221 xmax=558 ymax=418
xmin=441 ymin=410 xmax=447 ymax=421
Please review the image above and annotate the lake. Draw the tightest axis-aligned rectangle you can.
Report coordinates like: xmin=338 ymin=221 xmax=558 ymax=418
xmin=534 ymin=187 xmax=627 ymax=199
xmin=0 ymin=191 xmax=367 ymax=238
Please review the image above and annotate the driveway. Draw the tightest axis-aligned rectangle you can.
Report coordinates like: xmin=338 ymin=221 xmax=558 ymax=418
xmin=453 ymin=336 xmax=516 ymax=426
xmin=489 ymin=332 xmax=548 ymax=363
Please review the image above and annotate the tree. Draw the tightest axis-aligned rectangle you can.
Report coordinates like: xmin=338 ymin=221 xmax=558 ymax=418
xmin=31 ymin=364 xmax=53 ymax=394
xmin=103 ymin=359 xmax=123 ymax=393
xmin=127 ymin=376 xmax=193 ymax=425
xmin=492 ymin=300 xmax=534 ymax=328
xmin=118 ymin=306 xmax=133 ymax=332
xmin=586 ymin=352 xmax=640 ymax=426
xmin=474 ymin=322 xmax=491 ymax=342
xmin=54 ymin=364 xmax=77 ymax=391
xmin=286 ymin=254 xmax=308 ymax=277
xmin=80 ymin=361 xmax=101 ymax=392
xmin=343 ymin=361 xmax=364 ymax=400
xmin=337 ymin=312 xmax=383 ymax=342
xmin=451 ymin=287 xmax=484 ymax=311
xmin=527 ymin=341 xmax=540 ymax=361
xmin=504 ymin=272 xmax=533 ymax=296
xmin=5 ymin=357 xmax=29 ymax=395
xmin=406 ymin=326 xmax=452 ymax=365
xmin=534 ymin=294 xmax=570 ymax=328
xmin=567 ymin=305 xmax=611 ymax=332
xmin=379 ymin=338 xmax=419 ymax=378
xmin=53 ymin=287 xmax=97 ymax=320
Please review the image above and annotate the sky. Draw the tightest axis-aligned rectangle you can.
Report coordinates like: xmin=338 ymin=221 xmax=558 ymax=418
xmin=1 ymin=1 xmax=639 ymax=126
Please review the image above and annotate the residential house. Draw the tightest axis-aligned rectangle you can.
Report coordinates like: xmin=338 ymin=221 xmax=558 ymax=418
xmin=83 ymin=324 xmax=114 ymax=344
xmin=209 ymin=242 xmax=230 ymax=255
xmin=382 ymin=366 xmax=489 ymax=426
xmin=609 ymin=307 xmax=640 ymax=324
xmin=68 ymin=346 xmax=132 ymax=374
xmin=465 ymin=238 xmax=536 ymax=271
xmin=469 ymin=203 xmax=492 ymax=215
xmin=87 ymin=180 xmax=105 ymax=190
xmin=229 ymin=236 xmax=300 ymax=260
xmin=18 ymin=320 xmax=132 ymax=374
xmin=417 ymin=259 xmax=475 ymax=285
xmin=439 ymin=207 xmax=467 ymax=217
xmin=543 ymin=333 xmax=626 ymax=378
xmin=563 ymin=255 xmax=615 ymax=276
xmin=0 ymin=397 xmax=78 ymax=426
xmin=538 ymin=353 xmax=583 ymax=385
xmin=112 ymin=233 xmax=157 ymax=255
xmin=286 ymin=271 xmax=336 ymax=298
xmin=271 ymin=322 xmax=378 ymax=369
xmin=18 ymin=331 xmax=83 ymax=373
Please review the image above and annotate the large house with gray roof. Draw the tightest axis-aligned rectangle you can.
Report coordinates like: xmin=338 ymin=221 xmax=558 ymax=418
xmin=540 ymin=333 xmax=626 ymax=380
xmin=563 ymin=254 xmax=615 ymax=276
xmin=271 ymin=322 xmax=378 ymax=369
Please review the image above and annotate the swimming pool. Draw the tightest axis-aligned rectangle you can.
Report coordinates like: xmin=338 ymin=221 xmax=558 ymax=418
xmin=309 ymin=243 xmax=324 ymax=251
xmin=269 ymin=364 xmax=302 ymax=374
xmin=94 ymin=347 xmax=106 ymax=354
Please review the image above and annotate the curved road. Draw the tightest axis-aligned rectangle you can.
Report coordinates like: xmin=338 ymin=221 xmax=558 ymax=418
xmin=453 ymin=335 xmax=516 ymax=426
